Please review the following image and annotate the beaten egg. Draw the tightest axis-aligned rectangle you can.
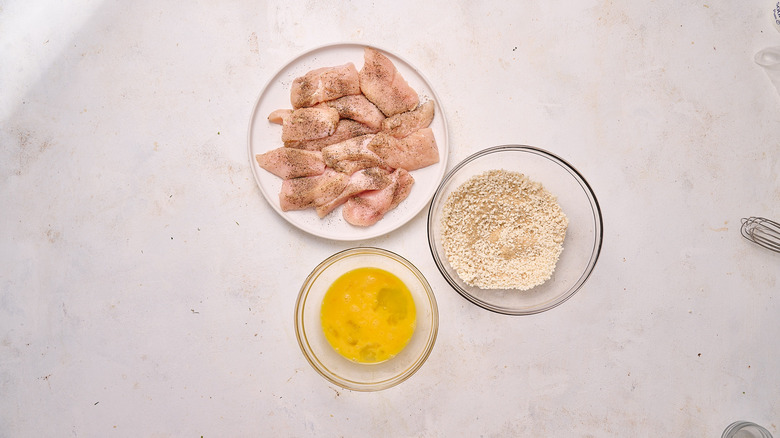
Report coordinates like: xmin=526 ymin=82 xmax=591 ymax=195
xmin=320 ymin=267 xmax=416 ymax=363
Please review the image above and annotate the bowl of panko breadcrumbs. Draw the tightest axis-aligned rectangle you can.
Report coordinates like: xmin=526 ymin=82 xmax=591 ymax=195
xmin=427 ymin=145 xmax=603 ymax=315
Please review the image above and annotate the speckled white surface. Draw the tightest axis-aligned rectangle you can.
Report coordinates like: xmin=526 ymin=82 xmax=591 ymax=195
xmin=1 ymin=1 xmax=778 ymax=436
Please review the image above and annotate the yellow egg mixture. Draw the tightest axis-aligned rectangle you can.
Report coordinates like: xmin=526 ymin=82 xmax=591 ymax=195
xmin=320 ymin=267 xmax=416 ymax=363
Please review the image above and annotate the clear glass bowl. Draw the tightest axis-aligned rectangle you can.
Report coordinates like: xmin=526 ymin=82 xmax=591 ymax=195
xmin=295 ymin=247 xmax=439 ymax=391
xmin=427 ymin=145 xmax=603 ymax=315
xmin=722 ymin=421 xmax=774 ymax=438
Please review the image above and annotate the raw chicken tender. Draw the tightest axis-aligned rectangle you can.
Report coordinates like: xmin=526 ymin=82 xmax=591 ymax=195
xmin=281 ymin=107 xmax=340 ymax=142
xmin=322 ymin=95 xmax=386 ymax=130
xmin=381 ymin=100 xmax=435 ymax=138
xmin=359 ymin=47 xmax=419 ymax=117
xmin=315 ymin=167 xmax=392 ymax=218
xmin=290 ymin=63 xmax=361 ymax=108
xmin=284 ymin=119 xmax=379 ymax=151
xmin=342 ymin=169 xmax=414 ymax=227
xmin=367 ymin=128 xmax=439 ymax=171
xmin=321 ymin=134 xmax=388 ymax=174
xmin=267 ymin=108 xmax=292 ymax=125
xmin=279 ymin=169 xmax=349 ymax=212
xmin=255 ymin=148 xmax=325 ymax=179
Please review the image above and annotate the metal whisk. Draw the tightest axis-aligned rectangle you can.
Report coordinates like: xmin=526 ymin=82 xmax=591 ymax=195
xmin=741 ymin=217 xmax=780 ymax=253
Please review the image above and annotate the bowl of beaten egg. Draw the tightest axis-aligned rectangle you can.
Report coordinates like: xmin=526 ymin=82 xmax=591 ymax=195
xmin=295 ymin=247 xmax=438 ymax=391
xmin=427 ymin=145 xmax=603 ymax=315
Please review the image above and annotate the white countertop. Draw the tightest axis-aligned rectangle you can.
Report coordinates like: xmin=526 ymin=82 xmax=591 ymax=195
xmin=1 ymin=1 xmax=778 ymax=436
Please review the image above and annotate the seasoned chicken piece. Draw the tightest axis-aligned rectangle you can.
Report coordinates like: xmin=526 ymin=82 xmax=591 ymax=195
xmin=281 ymin=107 xmax=339 ymax=142
xmin=322 ymin=95 xmax=386 ymax=130
xmin=321 ymin=134 xmax=388 ymax=174
xmin=359 ymin=47 xmax=419 ymax=117
xmin=255 ymin=148 xmax=325 ymax=179
xmin=367 ymin=128 xmax=438 ymax=171
xmin=342 ymin=169 xmax=414 ymax=227
xmin=290 ymin=63 xmax=361 ymax=108
xmin=381 ymin=100 xmax=435 ymax=138
xmin=284 ymin=119 xmax=379 ymax=151
xmin=279 ymin=169 xmax=349 ymax=212
xmin=387 ymin=168 xmax=414 ymax=210
xmin=315 ymin=167 xmax=392 ymax=218
xmin=267 ymin=108 xmax=293 ymax=125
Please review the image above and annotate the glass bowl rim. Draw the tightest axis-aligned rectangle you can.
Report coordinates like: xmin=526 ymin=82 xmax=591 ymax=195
xmin=426 ymin=144 xmax=604 ymax=316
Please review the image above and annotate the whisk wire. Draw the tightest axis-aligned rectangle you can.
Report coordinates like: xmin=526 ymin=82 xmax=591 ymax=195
xmin=741 ymin=217 xmax=780 ymax=253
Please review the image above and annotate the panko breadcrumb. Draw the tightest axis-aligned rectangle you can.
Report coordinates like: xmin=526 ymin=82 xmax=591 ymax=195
xmin=440 ymin=169 xmax=568 ymax=290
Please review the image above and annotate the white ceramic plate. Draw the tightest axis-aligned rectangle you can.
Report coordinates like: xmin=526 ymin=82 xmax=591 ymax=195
xmin=248 ymin=43 xmax=449 ymax=241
